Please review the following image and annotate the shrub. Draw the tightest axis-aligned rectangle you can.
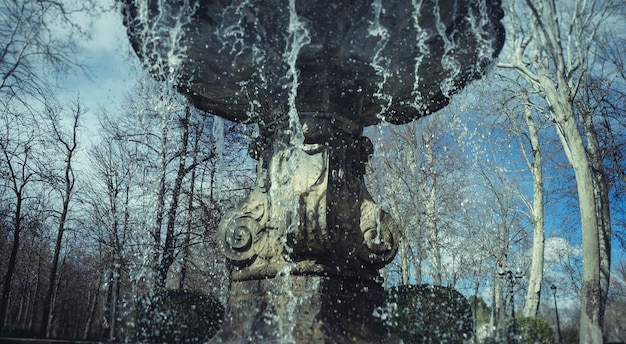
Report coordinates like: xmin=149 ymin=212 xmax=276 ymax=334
xmin=516 ymin=316 xmax=553 ymax=344
xmin=134 ymin=289 xmax=224 ymax=343
xmin=386 ymin=284 xmax=473 ymax=343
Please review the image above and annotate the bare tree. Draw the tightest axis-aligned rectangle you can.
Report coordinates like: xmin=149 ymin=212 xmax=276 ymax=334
xmin=156 ymin=106 xmax=217 ymax=288
xmin=39 ymin=100 xmax=83 ymax=337
xmin=0 ymin=0 xmax=93 ymax=109
xmin=0 ymin=112 xmax=41 ymax=329
xmin=86 ymin=114 xmax=139 ymax=341
xmin=498 ymin=0 xmax=615 ymax=340
xmin=589 ymin=31 xmax=626 ymax=254
xmin=473 ymin=155 xmax=527 ymax=340
xmin=0 ymin=0 xmax=95 ymax=331
xmin=492 ymin=85 xmax=547 ymax=318
xmin=368 ymin=112 xmax=488 ymax=287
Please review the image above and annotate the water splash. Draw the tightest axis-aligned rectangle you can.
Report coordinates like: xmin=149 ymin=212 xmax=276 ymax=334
xmin=134 ymin=0 xmax=198 ymax=90
xmin=216 ymin=0 xmax=250 ymax=60
xmin=276 ymin=265 xmax=297 ymax=344
xmin=212 ymin=116 xmax=225 ymax=200
xmin=284 ymin=0 xmax=310 ymax=147
xmin=123 ymin=1 xmax=200 ymax=317
xmin=467 ymin=0 xmax=499 ymax=74
xmin=410 ymin=0 xmax=431 ymax=112
xmin=218 ymin=1 xmax=268 ymax=121
xmin=432 ymin=0 xmax=462 ymax=98
xmin=368 ymin=0 xmax=393 ymax=121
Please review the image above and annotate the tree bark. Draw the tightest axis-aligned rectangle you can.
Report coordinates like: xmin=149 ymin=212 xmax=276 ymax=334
xmin=153 ymin=123 xmax=168 ymax=288
xmin=579 ymin=99 xmax=612 ymax=317
xmin=544 ymin=84 xmax=604 ymax=341
xmin=520 ymin=94 xmax=545 ymax=318
xmin=179 ymin=124 xmax=200 ymax=290
xmin=399 ymin=242 xmax=411 ymax=285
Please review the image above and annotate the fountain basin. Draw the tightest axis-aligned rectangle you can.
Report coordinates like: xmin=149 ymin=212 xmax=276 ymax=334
xmin=123 ymin=0 xmax=504 ymax=126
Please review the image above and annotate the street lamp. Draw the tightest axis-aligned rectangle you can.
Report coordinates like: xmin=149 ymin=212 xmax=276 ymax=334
xmin=499 ymin=269 xmax=524 ymax=343
xmin=551 ymin=284 xmax=562 ymax=343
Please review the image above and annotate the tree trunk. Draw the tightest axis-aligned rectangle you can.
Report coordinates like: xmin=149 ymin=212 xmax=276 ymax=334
xmin=153 ymin=124 xmax=168 ymax=288
xmin=82 ymin=287 xmax=99 ymax=340
xmin=157 ymin=108 xmax=191 ymax=288
xmin=579 ymin=103 xmax=612 ymax=318
xmin=41 ymin=109 xmax=78 ymax=337
xmin=29 ymin=253 xmax=44 ymax=332
xmin=491 ymin=224 xmax=508 ymax=339
xmin=40 ymin=225 xmax=65 ymax=337
xmin=41 ymin=204 xmax=71 ymax=336
xmin=423 ymin=137 xmax=442 ymax=286
xmin=497 ymin=0 xmax=613 ymax=338
xmin=103 ymin=267 xmax=114 ymax=341
xmin=521 ymin=95 xmax=545 ymax=318
xmin=0 ymin=198 xmax=23 ymax=329
xmin=179 ymin=136 xmax=198 ymax=290
xmin=399 ymin=242 xmax=411 ymax=285
xmin=554 ymin=108 xmax=604 ymax=343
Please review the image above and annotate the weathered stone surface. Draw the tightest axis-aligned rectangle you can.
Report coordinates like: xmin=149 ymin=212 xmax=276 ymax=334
xmin=217 ymin=114 xmax=398 ymax=281
xmin=210 ymin=275 xmax=400 ymax=344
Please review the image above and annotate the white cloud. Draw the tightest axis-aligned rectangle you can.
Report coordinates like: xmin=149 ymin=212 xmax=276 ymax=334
xmin=544 ymin=236 xmax=582 ymax=266
xmin=58 ymin=2 xmax=142 ymax=138
xmin=79 ymin=3 xmax=130 ymax=54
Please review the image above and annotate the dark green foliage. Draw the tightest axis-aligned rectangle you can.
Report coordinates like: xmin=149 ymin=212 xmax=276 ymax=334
xmin=0 ymin=326 xmax=39 ymax=338
xmin=134 ymin=289 xmax=224 ymax=343
xmin=516 ymin=317 xmax=553 ymax=344
xmin=386 ymin=284 xmax=473 ymax=343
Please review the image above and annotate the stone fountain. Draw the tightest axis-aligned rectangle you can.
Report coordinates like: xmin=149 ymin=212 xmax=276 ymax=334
xmin=123 ymin=1 xmax=504 ymax=343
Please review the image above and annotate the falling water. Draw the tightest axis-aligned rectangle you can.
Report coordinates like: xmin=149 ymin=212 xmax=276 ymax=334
xmin=216 ymin=0 xmax=249 ymax=59
xmin=218 ymin=0 xmax=268 ymax=121
xmin=275 ymin=265 xmax=297 ymax=344
xmin=121 ymin=1 xmax=205 ymax=340
xmin=368 ymin=0 xmax=393 ymax=121
xmin=467 ymin=0 xmax=500 ymax=75
xmin=410 ymin=0 xmax=431 ymax=112
xmin=284 ymin=0 xmax=310 ymax=147
xmin=212 ymin=115 xmax=225 ymax=201
xmin=432 ymin=0 xmax=463 ymax=97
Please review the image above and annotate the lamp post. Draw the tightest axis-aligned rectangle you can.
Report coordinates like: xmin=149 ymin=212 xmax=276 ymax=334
xmin=499 ymin=269 xmax=523 ymax=343
xmin=551 ymin=284 xmax=562 ymax=343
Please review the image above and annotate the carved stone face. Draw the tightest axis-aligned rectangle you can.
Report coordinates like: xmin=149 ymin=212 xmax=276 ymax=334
xmin=123 ymin=0 xmax=504 ymax=127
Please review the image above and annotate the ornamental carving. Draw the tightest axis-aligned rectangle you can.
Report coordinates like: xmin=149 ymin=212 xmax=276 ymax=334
xmin=217 ymin=114 xmax=399 ymax=280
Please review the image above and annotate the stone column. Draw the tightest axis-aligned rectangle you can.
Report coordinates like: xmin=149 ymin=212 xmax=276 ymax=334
xmin=211 ymin=113 xmax=400 ymax=344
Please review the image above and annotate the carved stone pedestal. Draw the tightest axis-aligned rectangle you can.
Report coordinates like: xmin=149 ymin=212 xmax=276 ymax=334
xmin=210 ymin=114 xmax=400 ymax=343
xmin=210 ymin=275 xmax=397 ymax=344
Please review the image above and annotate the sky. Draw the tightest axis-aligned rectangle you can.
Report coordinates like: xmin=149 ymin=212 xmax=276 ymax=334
xmin=60 ymin=2 xmax=141 ymax=141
